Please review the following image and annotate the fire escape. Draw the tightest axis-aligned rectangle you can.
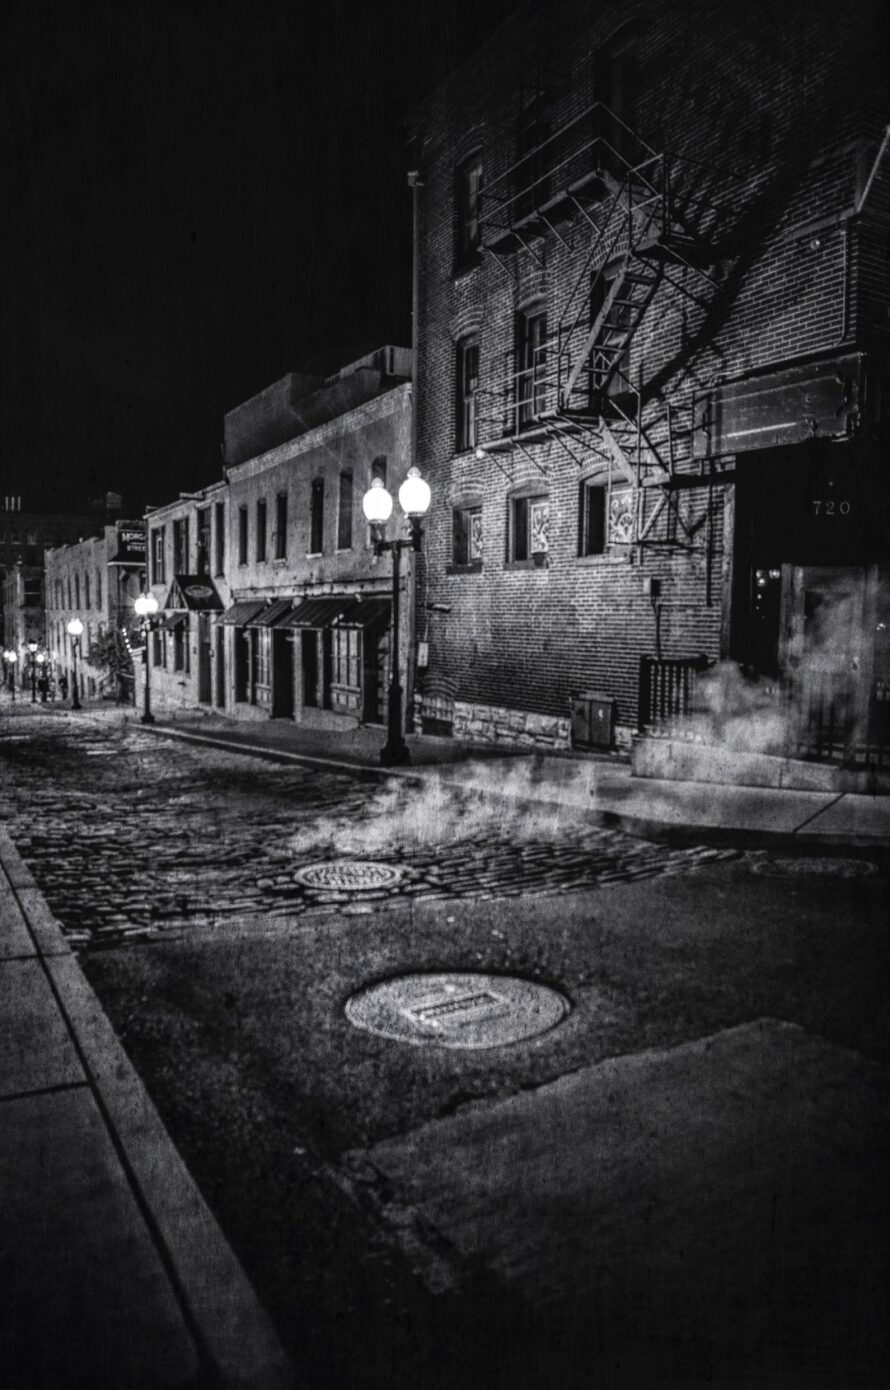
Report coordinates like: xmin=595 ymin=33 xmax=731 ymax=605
xmin=475 ymin=99 xmax=721 ymax=551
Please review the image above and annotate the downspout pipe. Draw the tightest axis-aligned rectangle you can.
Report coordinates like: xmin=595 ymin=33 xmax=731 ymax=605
xmin=405 ymin=168 xmax=423 ymax=734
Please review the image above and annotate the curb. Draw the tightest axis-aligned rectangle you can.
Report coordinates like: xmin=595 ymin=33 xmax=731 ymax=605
xmin=140 ymin=722 xmax=890 ymax=856
xmin=0 ymin=831 xmax=297 ymax=1390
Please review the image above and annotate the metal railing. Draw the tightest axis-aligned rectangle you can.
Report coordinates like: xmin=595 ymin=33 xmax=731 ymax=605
xmin=638 ymin=654 xmax=711 ymax=732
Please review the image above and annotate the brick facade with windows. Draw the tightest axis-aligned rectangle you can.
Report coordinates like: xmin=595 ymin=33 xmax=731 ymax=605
xmin=410 ymin=0 xmax=890 ymax=753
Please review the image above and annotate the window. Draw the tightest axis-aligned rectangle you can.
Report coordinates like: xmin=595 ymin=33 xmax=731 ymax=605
xmin=456 ymin=153 xmax=483 ymax=262
xmin=214 ymin=502 xmax=225 ymax=575
xmin=24 ymin=579 xmax=42 ymax=606
xmin=516 ymin=303 xmax=547 ymax=430
xmin=578 ymin=481 xmax=607 ymax=556
xmin=74 ymin=574 xmax=80 ymax=608
xmin=173 ymin=518 xmax=189 ymax=574
xmin=66 ymin=578 xmax=72 ymax=608
xmin=238 ymin=507 xmax=248 ymax=565
xmin=516 ymin=96 xmax=549 ymax=219
xmin=275 ymin=492 xmax=288 ymax=560
xmin=256 ymin=498 xmax=267 ymax=562
xmin=337 ymin=473 xmax=353 ymax=550
xmin=152 ymin=628 xmax=165 ymax=667
xmin=333 ymin=628 xmax=361 ymax=688
xmin=95 ymin=569 xmax=102 ymax=608
xmin=509 ymin=493 xmax=549 ymax=562
xmin=452 ymin=506 xmax=483 ymax=568
xmin=55 ymin=579 xmax=62 ymax=608
xmin=197 ymin=509 xmax=211 ymax=576
xmin=84 ymin=572 xmax=91 ymax=609
xmin=152 ymin=527 xmax=166 ymax=584
xmin=370 ymin=456 xmax=387 ymax=489
xmin=253 ymin=630 xmax=271 ymax=706
xmin=595 ymin=28 xmax=638 ymax=168
xmin=310 ymin=478 xmax=324 ymax=554
xmin=455 ymin=336 xmax=480 ymax=452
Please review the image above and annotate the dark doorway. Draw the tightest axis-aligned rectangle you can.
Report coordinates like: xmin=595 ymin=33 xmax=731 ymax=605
xmin=302 ymin=630 xmax=318 ymax=707
xmin=234 ymin=628 xmax=249 ymax=702
xmin=272 ymin=631 xmax=294 ymax=718
xmin=215 ymin=629 xmax=225 ymax=707
xmin=321 ymin=628 xmax=333 ymax=710
xmin=198 ymin=614 xmax=212 ymax=703
xmin=362 ymin=625 xmax=389 ymax=724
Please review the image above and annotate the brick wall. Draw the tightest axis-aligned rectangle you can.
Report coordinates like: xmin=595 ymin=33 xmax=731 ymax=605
xmin=411 ymin=0 xmax=889 ymax=745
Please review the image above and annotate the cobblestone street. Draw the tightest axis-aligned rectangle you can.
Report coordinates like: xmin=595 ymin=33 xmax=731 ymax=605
xmin=0 ymin=711 xmax=739 ymax=948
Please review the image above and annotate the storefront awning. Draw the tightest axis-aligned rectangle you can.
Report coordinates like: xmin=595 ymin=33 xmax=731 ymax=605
xmin=163 ymin=575 xmax=224 ymax=612
xmin=278 ymin=596 xmax=355 ymax=629
xmin=246 ymin=598 xmax=295 ymax=628
xmin=332 ymin=597 xmax=390 ymax=629
xmin=160 ymin=612 xmax=189 ymax=632
xmin=218 ymin=601 xmax=266 ymax=626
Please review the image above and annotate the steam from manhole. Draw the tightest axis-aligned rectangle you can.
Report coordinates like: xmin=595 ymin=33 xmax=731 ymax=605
xmin=294 ymin=859 xmax=404 ymax=892
xmin=748 ymin=856 xmax=878 ymax=879
xmin=345 ymin=972 xmax=570 ymax=1049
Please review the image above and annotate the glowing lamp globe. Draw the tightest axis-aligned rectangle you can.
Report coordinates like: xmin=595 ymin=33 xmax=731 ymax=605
xmin=67 ymin=619 xmax=84 ymax=638
xmin=134 ymin=593 xmax=159 ymax=619
xmin=6 ymin=651 xmax=16 ymax=664
xmin=398 ymin=467 xmax=431 ymax=518
xmin=362 ymin=477 xmax=393 ymax=524
xmin=27 ymin=640 xmax=38 ymax=654
xmin=36 ymin=653 xmax=46 ymax=665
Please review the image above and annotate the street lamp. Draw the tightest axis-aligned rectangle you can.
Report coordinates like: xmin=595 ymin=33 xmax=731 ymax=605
xmin=27 ymin=641 xmax=38 ymax=704
xmin=362 ymin=466 xmax=431 ymax=766
xmin=67 ymin=619 xmax=83 ymax=710
xmin=133 ymin=592 xmax=160 ymax=725
xmin=36 ymin=652 xmax=47 ymax=702
xmin=3 ymin=650 xmax=16 ymax=702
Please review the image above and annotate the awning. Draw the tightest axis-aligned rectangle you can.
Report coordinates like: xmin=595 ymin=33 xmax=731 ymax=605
xmin=246 ymin=598 xmax=294 ymax=628
xmin=163 ymin=575 xmax=224 ymax=612
xmin=278 ymin=597 xmax=355 ymax=629
xmin=333 ymin=597 xmax=390 ymax=629
xmin=218 ymin=601 xmax=266 ymax=626
xmin=160 ymin=612 xmax=189 ymax=632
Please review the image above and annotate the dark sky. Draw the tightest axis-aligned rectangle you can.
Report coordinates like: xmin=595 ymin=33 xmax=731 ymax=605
xmin=0 ymin=0 xmax=514 ymax=516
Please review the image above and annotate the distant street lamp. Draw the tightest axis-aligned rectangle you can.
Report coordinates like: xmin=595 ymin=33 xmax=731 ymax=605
xmin=3 ymin=649 xmax=16 ymax=703
xmin=134 ymin=592 xmax=160 ymax=725
xmin=36 ymin=652 xmax=47 ymax=702
xmin=362 ymin=466 xmax=431 ymax=766
xmin=27 ymin=640 xmax=38 ymax=704
xmin=67 ymin=619 xmax=83 ymax=711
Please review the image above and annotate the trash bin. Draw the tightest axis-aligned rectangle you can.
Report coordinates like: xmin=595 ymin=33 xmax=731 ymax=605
xmin=571 ymin=690 xmax=615 ymax=750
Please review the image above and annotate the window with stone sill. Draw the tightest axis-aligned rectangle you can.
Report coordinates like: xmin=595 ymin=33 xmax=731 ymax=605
xmin=451 ymin=506 xmax=483 ymax=569
xmin=508 ymin=493 xmax=549 ymax=563
xmin=455 ymin=153 xmax=483 ymax=266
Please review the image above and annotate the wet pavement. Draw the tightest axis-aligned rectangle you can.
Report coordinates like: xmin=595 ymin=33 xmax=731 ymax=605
xmin=0 ymin=711 xmax=739 ymax=949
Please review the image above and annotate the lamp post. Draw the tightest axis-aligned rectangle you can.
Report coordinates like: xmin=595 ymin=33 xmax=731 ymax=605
xmin=27 ymin=641 xmax=38 ymax=704
xmin=67 ymin=619 xmax=83 ymax=710
xmin=134 ymin=592 xmax=160 ymax=725
xmin=3 ymin=650 xmax=16 ymax=702
xmin=362 ymin=466 xmax=431 ymax=766
xmin=36 ymin=652 xmax=47 ymax=702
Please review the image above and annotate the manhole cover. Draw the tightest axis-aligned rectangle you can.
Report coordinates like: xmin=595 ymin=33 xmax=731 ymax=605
xmin=345 ymin=972 xmax=570 ymax=1049
xmin=294 ymin=859 xmax=404 ymax=892
xmin=748 ymin=856 xmax=878 ymax=879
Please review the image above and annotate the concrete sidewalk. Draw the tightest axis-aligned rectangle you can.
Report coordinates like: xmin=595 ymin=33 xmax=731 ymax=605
xmin=123 ymin=707 xmax=890 ymax=850
xmin=0 ymin=829 xmax=295 ymax=1390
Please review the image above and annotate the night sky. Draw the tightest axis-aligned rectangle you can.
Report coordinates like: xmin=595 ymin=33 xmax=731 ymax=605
xmin=1 ymin=0 xmax=514 ymax=517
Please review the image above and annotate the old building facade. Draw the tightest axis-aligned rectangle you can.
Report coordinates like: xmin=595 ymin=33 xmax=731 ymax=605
xmin=1 ymin=498 xmax=97 ymax=682
xmin=142 ymin=348 xmax=414 ymax=730
xmin=44 ymin=522 xmax=147 ymax=701
xmin=409 ymin=0 xmax=890 ymax=766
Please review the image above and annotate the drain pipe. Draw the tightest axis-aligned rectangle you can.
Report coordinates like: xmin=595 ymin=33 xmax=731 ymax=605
xmin=406 ymin=167 xmax=424 ymax=734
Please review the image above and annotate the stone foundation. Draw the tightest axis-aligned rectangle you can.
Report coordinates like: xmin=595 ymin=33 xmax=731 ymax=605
xmin=416 ymin=694 xmax=572 ymax=750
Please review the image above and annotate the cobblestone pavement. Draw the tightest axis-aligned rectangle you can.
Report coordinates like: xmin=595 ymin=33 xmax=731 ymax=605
xmin=0 ymin=711 xmax=743 ymax=949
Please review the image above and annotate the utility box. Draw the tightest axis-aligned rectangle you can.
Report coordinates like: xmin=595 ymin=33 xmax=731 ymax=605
xmin=571 ymin=690 xmax=615 ymax=750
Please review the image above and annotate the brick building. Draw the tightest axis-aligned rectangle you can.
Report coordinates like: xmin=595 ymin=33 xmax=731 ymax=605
xmin=44 ymin=522 xmax=147 ymax=701
xmin=408 ymin=0 xmax=890 ymax=763
xmin=143 ymin=348 xmax=414 ymax=728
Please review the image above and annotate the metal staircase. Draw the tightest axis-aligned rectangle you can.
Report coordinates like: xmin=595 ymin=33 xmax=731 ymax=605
xmin=474 ymin=105 xmax=720 ymax=545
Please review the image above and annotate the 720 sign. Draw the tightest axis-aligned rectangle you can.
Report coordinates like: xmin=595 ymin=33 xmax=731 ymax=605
xmin=812 ymin=498 xmax=851 ymax=516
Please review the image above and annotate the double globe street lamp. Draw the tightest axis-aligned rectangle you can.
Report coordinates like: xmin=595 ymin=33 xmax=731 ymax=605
xmin=66 ymin=620 xmax=84 ymax=710
xmin=361 ymin=466 xmax=431 ymax=766
xmin=134 ymin=592 xmax=160 ymax=725
xmin=27 ymin=641 xmax=39 ymax=704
